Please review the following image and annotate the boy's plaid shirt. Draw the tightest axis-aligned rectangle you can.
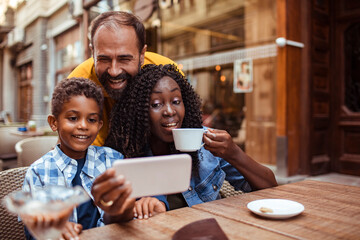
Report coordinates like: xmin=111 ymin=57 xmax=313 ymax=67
xmin=22 ymin=144 xmax=124 ymax=226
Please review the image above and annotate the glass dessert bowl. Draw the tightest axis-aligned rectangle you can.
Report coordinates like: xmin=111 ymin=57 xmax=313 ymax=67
xmin=2 ymin=185 xmax=90 ymax=240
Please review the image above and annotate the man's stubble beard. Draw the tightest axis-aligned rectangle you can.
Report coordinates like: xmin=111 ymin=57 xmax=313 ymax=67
xmin=98 ymin=61 xmax=142 ymax=101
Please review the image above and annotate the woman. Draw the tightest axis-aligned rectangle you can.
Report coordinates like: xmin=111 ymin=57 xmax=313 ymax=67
xmin=105 ymin=64 xmax=277 ymax=220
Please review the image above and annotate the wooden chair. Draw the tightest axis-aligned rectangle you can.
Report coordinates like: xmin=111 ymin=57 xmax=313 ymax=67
xmin=219 ymin=180 xmax=243 ymax=198
xmin=15 ymin=136 xmax=58 ymax=167
xmin=0 ymin=166 xmax=28 ymax=240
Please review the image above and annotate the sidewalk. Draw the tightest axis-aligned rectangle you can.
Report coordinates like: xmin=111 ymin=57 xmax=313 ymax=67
xmin=266 ymin=164 xmax=360 ymax=187
xmin=306 ymin=173 xmax=360 ymax=187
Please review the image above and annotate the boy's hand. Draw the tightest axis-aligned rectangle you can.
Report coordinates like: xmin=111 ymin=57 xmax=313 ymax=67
xmin=134 ymin=197 xmax=166 ymax=220
xmin=60 ymin=222 xmax=82 ymax=240
xmin=91 ymin=168 xmax=135 ymax=222
xmin=21 ymin=207 xmax=76 ymax=239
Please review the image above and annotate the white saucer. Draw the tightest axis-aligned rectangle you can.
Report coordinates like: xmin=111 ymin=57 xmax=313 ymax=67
xmin=247 ymin=199 xmax=304 ymax=219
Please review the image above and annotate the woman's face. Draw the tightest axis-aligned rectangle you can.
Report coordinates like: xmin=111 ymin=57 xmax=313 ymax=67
xmin=149 ymin=76 xmax=185 ymax=143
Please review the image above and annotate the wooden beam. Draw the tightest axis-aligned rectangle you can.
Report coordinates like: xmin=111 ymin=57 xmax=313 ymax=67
xmin=276 ymin=0 xmax=287 ymax=137
xmin=276 ymin=0 xmax=305 ymax=176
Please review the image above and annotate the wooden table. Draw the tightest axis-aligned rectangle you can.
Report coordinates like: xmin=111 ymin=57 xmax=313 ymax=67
xmin=80 ymin=180 xmax=360 ymax=239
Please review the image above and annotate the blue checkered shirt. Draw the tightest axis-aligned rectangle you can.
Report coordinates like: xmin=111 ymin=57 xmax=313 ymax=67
xmin=22 ymin=144 xmax=124 ymax=227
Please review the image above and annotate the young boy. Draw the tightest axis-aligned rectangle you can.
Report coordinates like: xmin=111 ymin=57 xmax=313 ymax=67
xmin=22 ymin=77 xmax=134 ymax=240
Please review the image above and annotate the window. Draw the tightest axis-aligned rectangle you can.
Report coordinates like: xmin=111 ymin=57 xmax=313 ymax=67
xmin=55 ymin=26 xmax=82 ymax=85
xmin=17 ymin=63 xmax=33 ymax=122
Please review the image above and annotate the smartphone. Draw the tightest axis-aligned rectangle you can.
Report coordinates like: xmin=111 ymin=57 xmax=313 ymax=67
xmin=112 ymin=154 xmax=192 ymax=198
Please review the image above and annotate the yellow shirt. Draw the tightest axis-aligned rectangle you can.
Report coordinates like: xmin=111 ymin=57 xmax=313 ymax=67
xmin=67 ymin=52 xmax=180 ymax=146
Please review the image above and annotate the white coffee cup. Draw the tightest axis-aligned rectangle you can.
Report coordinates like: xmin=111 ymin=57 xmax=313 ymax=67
xmin=172 ymin=128 xmax=206 ymax=152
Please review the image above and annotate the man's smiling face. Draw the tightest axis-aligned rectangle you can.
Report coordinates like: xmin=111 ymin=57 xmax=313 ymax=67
xmin=92 ymin=25 xmax=145 ymax=100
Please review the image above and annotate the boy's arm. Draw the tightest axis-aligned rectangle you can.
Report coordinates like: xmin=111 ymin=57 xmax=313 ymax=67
xmin=23 ymin=166 xmax=44 ymax=191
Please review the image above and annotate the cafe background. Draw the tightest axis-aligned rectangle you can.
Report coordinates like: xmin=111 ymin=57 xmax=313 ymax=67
xmin=0 ymin=0 xmax=359 ymax=178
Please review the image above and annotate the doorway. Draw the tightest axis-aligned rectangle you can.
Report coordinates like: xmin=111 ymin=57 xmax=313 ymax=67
xmin=332 ymin=1 xmax=360 ymax=175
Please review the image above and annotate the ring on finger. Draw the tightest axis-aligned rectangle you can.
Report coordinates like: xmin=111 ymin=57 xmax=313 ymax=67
xmin=100 ymin=199 xmax=114 ymax=207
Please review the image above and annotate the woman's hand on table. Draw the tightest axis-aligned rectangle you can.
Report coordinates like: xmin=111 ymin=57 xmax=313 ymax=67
xmin=134 ymin=197 xmax=166 ymax=220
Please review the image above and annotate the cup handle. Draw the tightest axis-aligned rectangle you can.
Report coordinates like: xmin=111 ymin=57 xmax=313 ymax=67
xmin=201 ymin=130 xmax=208 ymax=148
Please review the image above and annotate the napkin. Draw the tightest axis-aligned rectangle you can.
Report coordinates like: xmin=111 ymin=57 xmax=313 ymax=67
xmin=172 ymin=218 xmax=229 ymax=240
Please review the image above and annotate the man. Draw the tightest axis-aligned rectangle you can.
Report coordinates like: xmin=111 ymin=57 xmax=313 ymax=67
xmin=68 ymin=11 xmax=180 ymax=146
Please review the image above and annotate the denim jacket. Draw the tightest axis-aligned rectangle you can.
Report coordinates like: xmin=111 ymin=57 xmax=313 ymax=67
xmin=180 ymin=147 xmax=252 ymax=207
xmin=146 ymin=142 xmax=252 ymax=209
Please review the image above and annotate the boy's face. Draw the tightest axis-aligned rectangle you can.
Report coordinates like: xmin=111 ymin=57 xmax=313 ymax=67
xmin=149 ymin=76 xmax=185 ymax=144
xmin=48 ymin=95 xmax=103 ymax=159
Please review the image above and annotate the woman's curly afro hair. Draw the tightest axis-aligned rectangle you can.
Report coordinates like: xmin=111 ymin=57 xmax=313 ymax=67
xmin=105 ymin=64 xmax=203 ymax=159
